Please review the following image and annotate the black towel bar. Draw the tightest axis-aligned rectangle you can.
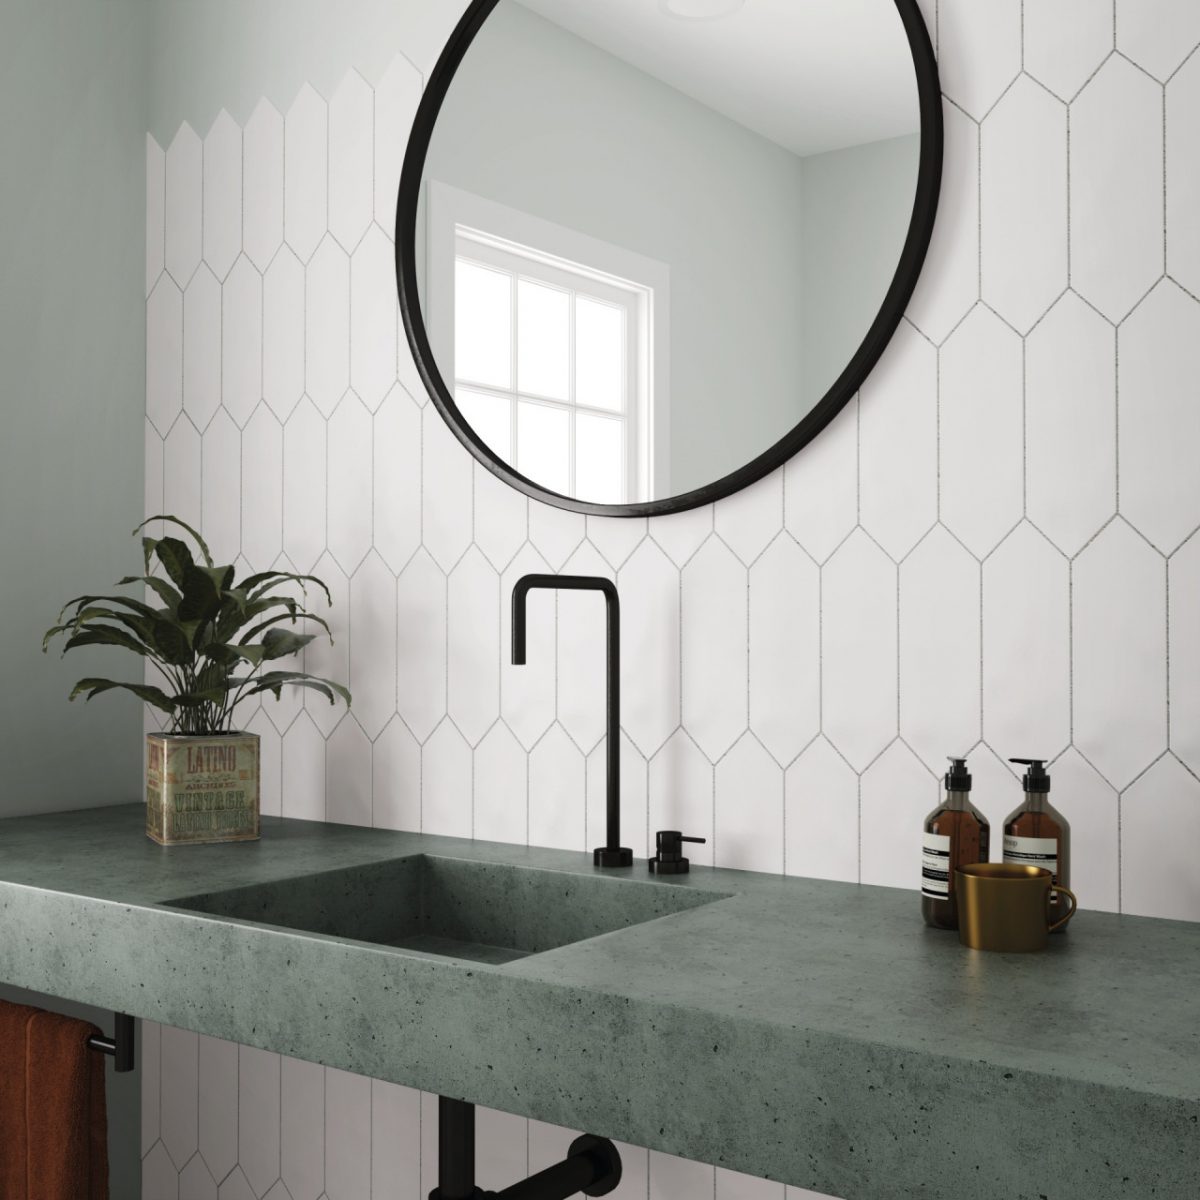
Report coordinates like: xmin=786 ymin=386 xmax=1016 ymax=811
xmin=86 ymin=1013 xmax=135 ymax=1073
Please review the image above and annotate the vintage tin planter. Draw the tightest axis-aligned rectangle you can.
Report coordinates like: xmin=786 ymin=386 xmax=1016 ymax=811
xmin=145 ymin=732 xmax=260 ymax=845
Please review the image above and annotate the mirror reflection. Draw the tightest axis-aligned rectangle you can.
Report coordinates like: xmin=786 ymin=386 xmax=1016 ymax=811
xmin=414 ymin=0 xmax=922 ymax=505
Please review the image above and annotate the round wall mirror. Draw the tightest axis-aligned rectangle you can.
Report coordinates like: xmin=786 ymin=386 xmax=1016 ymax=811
xmin=397 ymin=0 xmax=942 ymax=517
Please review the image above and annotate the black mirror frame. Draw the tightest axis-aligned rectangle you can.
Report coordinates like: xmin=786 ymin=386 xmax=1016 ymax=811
xmin=396 ymin=0 xmax=943 ymax=519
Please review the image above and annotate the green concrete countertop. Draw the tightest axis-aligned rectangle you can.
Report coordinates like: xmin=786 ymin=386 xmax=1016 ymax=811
xmin=0 ymin=804 xmax=1196 ymax=1199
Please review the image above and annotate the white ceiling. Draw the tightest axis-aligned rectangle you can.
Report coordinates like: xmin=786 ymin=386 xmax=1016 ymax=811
xmin=515 ymin=0 xmax=921 ymax=158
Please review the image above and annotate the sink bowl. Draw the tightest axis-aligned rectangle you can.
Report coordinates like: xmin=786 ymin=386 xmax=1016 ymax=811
xmin=164 ymin=854 xmax=727 ymax=965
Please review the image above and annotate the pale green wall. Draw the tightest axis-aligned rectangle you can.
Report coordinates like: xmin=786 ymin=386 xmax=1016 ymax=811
xmin=0 ymin=3 xmax=150 ymax=1187
xmin=800 ymin=133 xmax=921 ymax=402
xmin=0 ymin=0 xmax=149 ymax=816
xmin=144 ymin=0 xmax=448 ymax=146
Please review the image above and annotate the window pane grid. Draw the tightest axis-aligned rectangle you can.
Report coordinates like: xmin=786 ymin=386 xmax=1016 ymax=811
xmin=454 ymin=240 xmax=631 ymax=503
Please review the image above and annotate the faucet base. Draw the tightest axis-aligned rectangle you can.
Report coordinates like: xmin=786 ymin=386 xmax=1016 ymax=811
xmin=593 ymin=846 xmax=633 ymax=868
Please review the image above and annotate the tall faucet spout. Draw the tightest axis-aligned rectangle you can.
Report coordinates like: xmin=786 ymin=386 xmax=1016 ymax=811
xmin=510 ymin=573 xmax=631 ymax=868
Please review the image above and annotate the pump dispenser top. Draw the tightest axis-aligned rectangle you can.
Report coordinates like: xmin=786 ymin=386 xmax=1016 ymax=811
xmin=1010 ymin=758 xmax=1050 ymax=793
xmin=945 ymin=756 xmax=972 ymax=792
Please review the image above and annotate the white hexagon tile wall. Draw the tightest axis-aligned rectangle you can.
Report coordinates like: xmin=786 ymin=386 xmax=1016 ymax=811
xmin=139 ymin=3 xmax=1200 ymax=1199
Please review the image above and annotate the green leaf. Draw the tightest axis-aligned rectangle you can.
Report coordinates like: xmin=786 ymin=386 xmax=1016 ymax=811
xmin=68 ymin=678 xmax=177 ymax=714
xmin=175 ymin=688 xmax=230 ymax=708
xmin=215 ymin=595 xmax=299 ymax=642
xmin=177 ymin=563 xmax=229 ymax=622
xmin=243 ymin=571 xmax=333 ymax=607
xmin=245 ymin=677 xmax=333 ymax=704
xmin=44 ymin=608 xmax=122 ymax=651
xmin=133 ymin=515 xmax=214 ymax=567
xmin=237 ymin=610 xmax=331 ymax=646
xmin=153 ymin=537 xmax=195 ymax=587
xmin=146 ymin=616 xmax=194 ymax=666
xmin=202 ymin=643 xmax=266 ymax=668
xmin=45 ymin=605 xmax=157 ymax=655
xmin=117 ymin=575 xmax=182 ymax=612
xmin=63 ymin=628 xmax=151 ymax=657
xmin=196 ymin=659 xmax=232 ymax=693
xmin=260 ymin=628 xmax=318 ymax=659
xmin=242 ymin=670 xmax=351 ymax=707
xmin=57 ymin=593 xmax=158 ymax=625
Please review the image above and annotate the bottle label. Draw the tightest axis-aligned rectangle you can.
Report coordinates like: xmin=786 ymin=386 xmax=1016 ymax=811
xmin=921 ymin=832 xmax=952 ymax=898
xmin=1003 ymin=834 xmax=1059 ymax=897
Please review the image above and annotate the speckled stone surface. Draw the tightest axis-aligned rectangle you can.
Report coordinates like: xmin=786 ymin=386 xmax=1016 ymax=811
xmin=1 ymin=805 xmax=1197 ymax=1199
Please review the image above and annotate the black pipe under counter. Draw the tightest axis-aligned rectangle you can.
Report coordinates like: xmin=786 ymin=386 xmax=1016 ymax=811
xmin=0 ymin=803 xmax=1196 ymax=1200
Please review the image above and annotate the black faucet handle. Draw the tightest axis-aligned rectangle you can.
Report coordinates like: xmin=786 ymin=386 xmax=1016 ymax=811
xmin=649 ymin=830 xmax=706 ymax=875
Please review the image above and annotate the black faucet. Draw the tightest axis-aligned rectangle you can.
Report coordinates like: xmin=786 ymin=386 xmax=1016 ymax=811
xmin=511 ymin=573 xmax=632 ymax=868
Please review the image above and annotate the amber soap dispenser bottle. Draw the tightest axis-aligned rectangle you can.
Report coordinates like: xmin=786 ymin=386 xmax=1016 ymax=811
xmin=1002 ymin=757 xmax=1071 ymax=930
xmin=922 ymin=756 xmax=991 ymax=930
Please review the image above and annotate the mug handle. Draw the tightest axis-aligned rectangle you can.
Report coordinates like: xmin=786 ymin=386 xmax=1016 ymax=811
xmin=1048 ymin=885 xmax=1078 ymax=933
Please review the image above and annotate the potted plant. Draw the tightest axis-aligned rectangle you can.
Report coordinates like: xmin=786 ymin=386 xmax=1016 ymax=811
xmin=43 ymin=516 xmax=351 ymax=845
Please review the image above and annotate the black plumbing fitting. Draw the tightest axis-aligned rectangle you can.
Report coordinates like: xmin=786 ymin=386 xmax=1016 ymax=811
xmin=430 ymin=1097 xmax=622 ymax=1200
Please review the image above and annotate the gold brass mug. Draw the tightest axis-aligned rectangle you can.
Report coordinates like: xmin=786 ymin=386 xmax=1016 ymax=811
xmin=955 ymin=863 xmax=1078 ymax=952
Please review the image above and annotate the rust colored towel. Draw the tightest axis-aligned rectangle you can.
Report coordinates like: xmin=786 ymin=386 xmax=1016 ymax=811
xmin=0 ymin=1001 xmax=109 ymax=1200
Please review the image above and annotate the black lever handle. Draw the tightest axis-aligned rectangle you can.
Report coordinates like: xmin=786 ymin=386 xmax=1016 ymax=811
xmin=650 ymin=830 xmax=705 ymax=875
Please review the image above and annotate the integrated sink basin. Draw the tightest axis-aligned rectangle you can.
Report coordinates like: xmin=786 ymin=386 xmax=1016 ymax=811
xmin=164 ymin=854 xmax=728 ymax=965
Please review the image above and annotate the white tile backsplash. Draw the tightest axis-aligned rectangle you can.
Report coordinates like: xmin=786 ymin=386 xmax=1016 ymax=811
xmin=242 ymin=100 xmax=284 ymax=274
xmin=305 ymin=237 xmax=352 ymax=419
xmin=981 ymin=521 xmax=1072 ymax=756
xmin=147 ymin=135 xmax=166 ymax=296
xmin=197 ymin=1036 xmax=239 ymax=1185
xmin=280 ymin=1056 xmax=324 ymax=1200
xmin=898 ymin=525 xmax=981 ymax=768
xmin=202 ymin=112 xmax=243 ymax=283
xmin=1121 ymin=753 xmax=1200 ymax=921
xmin=858 ymin=320 xmax=938 ymax=560
xmin=1072 ymin=519 xmax=1167 ymax=790
xmin=159 ymin=1027 xmax=199 ymax=1170
xmin=939 ymin=305 xmax=1024 ymax=557
xmin=183 ymin=265 xmax=221 ymax=431
xmin=165 ymin=123 xmax=202 ymax=287
xmin=1115 ymin=0 xmax=1200 ymax=83
xmin=146 ymin=278 xmax=184 ymax=437
xmin=748 ymin=535 xmax=820 ymax=765
xmin=820 ymin=530 xmax=897 ymax=771
xmin=905 ymin=100 xmax=979 ymax=344
xmin=937 ymin=0 xmax=1021 ymax=120
xmin=141 ymin=11 xmax=1200 ymax=1199
xmin=178 ymin=1155 xmax=216 ymax=1200
xmin=328 ymin=71 xmax=375 ymax=253
xmin=1166 ymin=50 xmax=1200 ymax=295
xmin=1068 ymin=55 xmax=1163 ymax=324
xmin=1118 ymin=280 xmax=1200 ymax=553
xmin=1022 ymin=0 xmax=1112 ymax=102
xmin=980 ymin=75 xmax=1067 ymax=334
xmin=237 ymin=1046 xmax=282 ymax=1197
xmin=221 ymin=257 xmax=263 ymax=430
xmin=283 ymin=85 xmax=328 ymax=264
xmin=1024 ymin=291 xmax=1117 ymax=556
xmin=350 ymin=226 xmax=402 ymax=412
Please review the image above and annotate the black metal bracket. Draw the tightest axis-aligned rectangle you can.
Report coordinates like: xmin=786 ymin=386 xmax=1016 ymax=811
xmin=87 ymin=1012 xmax=135 ymax=1073
xmin=430 ymin=1096 xmax=622 ymax=1200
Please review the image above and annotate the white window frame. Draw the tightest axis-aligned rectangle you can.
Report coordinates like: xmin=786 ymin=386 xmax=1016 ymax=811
xmin=425 ymin=181 xmax=671 ymax=502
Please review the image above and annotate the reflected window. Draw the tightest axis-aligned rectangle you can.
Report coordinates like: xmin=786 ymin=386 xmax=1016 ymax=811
xmin=452 ymin=228 xmax=648 ymax=504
